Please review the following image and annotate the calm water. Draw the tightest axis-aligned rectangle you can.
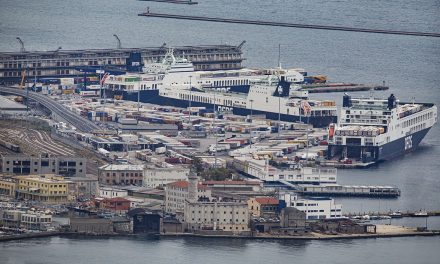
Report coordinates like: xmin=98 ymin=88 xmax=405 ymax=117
xmin=1 ymin=0 xmax=440 ymax=260
xmin=0 ymin=236 xmax=440 ymax=264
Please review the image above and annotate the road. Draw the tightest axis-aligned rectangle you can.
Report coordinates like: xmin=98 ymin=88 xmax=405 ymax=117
xmin=0 ymin=86 xmax=100 ymax=133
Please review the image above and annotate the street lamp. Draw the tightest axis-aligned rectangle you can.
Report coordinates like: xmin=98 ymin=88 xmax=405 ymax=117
xmin=249 ymin=99 xmax=253 ymax=149
xmin=16 ymin=37 xmax=25 ymax=52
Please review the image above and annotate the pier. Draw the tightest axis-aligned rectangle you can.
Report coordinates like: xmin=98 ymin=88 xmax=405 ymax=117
xmin=138 ymin=12 xmax=440 ymax=38
xmin=296 ymin=184 xmax=401 ymax=198
xmin=303 ymin=84 xmax=389 ymax=93
xmin=139 ymin=0 xmax=198 ymax=4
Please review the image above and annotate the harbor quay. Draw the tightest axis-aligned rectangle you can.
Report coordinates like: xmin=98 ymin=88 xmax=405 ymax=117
xmin=0 ymin=42 xmax=437 ymax=244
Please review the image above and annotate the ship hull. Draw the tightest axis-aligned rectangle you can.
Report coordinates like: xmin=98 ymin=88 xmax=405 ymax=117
xmin=327 ymin=127 xmax=432 ymax=162
xmin=377 ymin=127 xmax=431 ymax=160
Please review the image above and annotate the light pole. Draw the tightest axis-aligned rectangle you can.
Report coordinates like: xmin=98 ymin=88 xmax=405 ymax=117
xmin=278 ymin=85 xmax=282 ymax=138
xmin=188 ymin=76 xmax=192 ymax=127
xmin=137 ymin=70 xmax=141 ymax=114
xmin=249 ymin=99 xmax=253 ymax=149
xmin=214 ymin=92 xmax=218 ymax=168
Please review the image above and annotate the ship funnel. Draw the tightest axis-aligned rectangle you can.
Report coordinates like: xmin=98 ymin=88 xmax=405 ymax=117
xmin=342 ymin=93 xmax=352 ymax=107
xmin=388 ymin=94 xmax=396 ymax=109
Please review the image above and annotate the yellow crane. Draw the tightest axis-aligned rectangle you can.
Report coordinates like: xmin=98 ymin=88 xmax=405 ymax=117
xmin=19 ymin=69 xmax=27 ymax=89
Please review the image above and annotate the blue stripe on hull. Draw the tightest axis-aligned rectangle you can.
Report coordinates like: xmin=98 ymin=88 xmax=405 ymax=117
xmin=378 ymin=127 xmax=431 ymax=161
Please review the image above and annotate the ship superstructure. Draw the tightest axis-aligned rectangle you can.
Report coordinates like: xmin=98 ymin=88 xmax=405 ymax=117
xmin=327 ymin=94 xmax=437 ymax=162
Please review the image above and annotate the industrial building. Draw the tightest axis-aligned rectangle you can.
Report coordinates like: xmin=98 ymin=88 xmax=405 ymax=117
xmin=98 ymin=164 xmax=145 ymax=185
xmin=0 ymin=44 xmax=245 ymax=84
xmin=1 ymin=154 xmax=87 ymax=177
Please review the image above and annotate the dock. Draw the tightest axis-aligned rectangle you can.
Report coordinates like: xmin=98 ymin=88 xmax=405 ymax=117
xmin=302 ymin=84 xmax=389 ymax=93
xmin=296 ymin=184 xmax=401 ymax=198
xmin=138 ymin=12 xmax=440 ymax=38
xmin=138 ymin=0 xmax=198 ymax=5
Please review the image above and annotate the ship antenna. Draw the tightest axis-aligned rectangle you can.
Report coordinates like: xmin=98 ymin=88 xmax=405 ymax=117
xmin=277 ymin=43 xmax=282 ymax=69
xmin=412 ymin=96 xmax=415 ymax=105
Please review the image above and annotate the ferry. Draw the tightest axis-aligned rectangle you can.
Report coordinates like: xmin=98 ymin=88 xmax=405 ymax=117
xmin=102 ymin=50 xmax=338 ymax=127
xmin=159 ymin=75 xmax=338 ymax=127
xmin=327 ymin=94 xmax=437 ymax=162
xmin=102 ymin=49 xmax=305 ymax=102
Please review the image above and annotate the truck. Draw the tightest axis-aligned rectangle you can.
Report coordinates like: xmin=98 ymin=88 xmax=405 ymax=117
xmin=208 ymin=144 xmax=230 ymax=153
xmin=155 ymin=146 xmax=167 ymax=154
xmin=97 ymin=148 xmax=110 ymax=157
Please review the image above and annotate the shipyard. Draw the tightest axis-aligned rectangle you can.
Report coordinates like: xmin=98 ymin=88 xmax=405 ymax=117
xmin=1 ymin=0 xmax=439 ymax=263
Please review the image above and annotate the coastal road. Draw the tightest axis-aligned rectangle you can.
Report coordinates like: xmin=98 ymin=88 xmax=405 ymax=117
xmin=0 ymin=86 xmax=100 ymax=133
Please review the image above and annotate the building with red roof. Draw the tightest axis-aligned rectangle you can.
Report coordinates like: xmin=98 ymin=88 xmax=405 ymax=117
xmin=100 ymin=197 xmax=131 ymax=213
xmin=248 ymin=196 xmax=279 ymax=218
xmin=165 ymin=180 xmax=211 ymax=215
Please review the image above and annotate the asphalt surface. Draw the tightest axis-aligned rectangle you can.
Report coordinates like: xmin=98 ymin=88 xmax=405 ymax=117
xmin=0 ymin=86 xmax=100 ymax=133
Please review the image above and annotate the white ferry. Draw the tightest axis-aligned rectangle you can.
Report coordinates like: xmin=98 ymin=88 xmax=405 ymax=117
xmin=102 ymin=49 xmax=304 ymax=101
xmin=327 ymin=94 xmax=437 ymax=162
xmin=159 ymin=75 xmax=338 ymax=127
xmin=102 ymin=50 xmax=336 ymax=127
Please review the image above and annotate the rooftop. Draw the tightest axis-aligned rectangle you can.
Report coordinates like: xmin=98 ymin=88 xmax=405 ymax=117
xmin=99 ymin=164 xmax=145 ymax=171
xmin=203 ymin=180 xmax=261 ymax=186
xmin=0 ymin=95 xmax=27 ymax=110
xmin=104 ymin=197 xmax=130 ymax=203
xmin=255 ymin=197 xmax=279 ymax=205
xmin=166 ymin=181 xmax=208 ymax=190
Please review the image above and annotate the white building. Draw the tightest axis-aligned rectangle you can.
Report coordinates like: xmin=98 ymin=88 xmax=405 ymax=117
xmin=99 ymin=186 xmax=128 ymax=198
xmin=165 ymin=181 xmax=212 ymax=215
xmin=184 ymin=200 xmax=250 ymax=233
xmin=20 ymin=211 xmax=52 ymax=230
xmin=280 ymin=193 xmax=342 ymax=220
xmin=234 ymin=157 xmax=337 ymax=183
xmin=143 ymin=166 xmax=189 ymax=188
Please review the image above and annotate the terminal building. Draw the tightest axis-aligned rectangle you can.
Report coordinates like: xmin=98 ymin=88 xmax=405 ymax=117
xmin=0 ymin=44 xmax=245 ymax=84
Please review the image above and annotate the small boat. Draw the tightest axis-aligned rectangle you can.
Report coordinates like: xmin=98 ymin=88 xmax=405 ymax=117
xmin=380 ymin=215 xmax=392 ymax=220
xmin=413 ymin=210 xmax=429 ymax=217
xmin=389 ymin=211 xmax=403 ymax=218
